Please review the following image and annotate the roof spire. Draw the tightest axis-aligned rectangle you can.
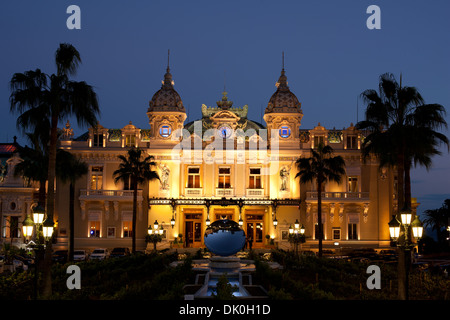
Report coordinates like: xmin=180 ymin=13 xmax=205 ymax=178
xmin=167 ymin=49 xmax=170 ymax=72
xmin=162 ymin=49 xmax=174 ymax=87
xmin=276 ymin=51 xmax=288 ymax=88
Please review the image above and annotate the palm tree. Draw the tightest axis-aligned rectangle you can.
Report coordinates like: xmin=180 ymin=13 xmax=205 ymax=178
xmin=357 ymin=73 xmax=448 ymax=300
xmin=10 ymin=43 xmax=99 ymax=297
xmin=295 ymin=143 xmax=346 ymax=257
xmin=356 ymin=72 xmax=448 ymax=210
xmin=14 ymin=133 xmax=48 ymax=207
xmin=57 ymin=153 xmax=88 ymax=262
xmin=423 ymin=199 xmax=450 ymax=245
xmin=113 ymin=147 xmax=159 ymax=254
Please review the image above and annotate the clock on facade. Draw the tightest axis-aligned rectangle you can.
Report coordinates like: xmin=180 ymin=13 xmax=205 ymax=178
xmin=218 ymin=125 xmax=233 ymax=139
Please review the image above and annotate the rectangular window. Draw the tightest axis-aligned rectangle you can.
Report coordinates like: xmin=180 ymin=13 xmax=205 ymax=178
xmin=90 ymin=166 xmax=103 ymax=190
xmin=93 ymin=133 xmax=103 ymax=147
xmin=348 ymin=176 xmax=358 ymax=193
xmin=333 ymin=228 xmax=341 ymax=240
xmin=218 ymin=167 xmax=231 ymax=188
xmin=314 ymin=223 xmax=324 ymax=240
xmin=314 ymin=136 xmax=325 ymax=148
xmin=2 ymin=216 xmax=20 ymax=238
xmin=125 ymin=134 xmax=136 ymax=147
xmin=123 ymin=221 xmax=133 ymax=238
xmin=249 ymin=168 xmax=261 ymax=189
xmin=348 ymin=223 xmax=358 ymax=240
xmin=346 ymin=135 xmax=358 ymax=149
xmin=187 ymin=167 xmax=201 ymax=188
xmin=89 ymin=221 xmax=101 ymax=238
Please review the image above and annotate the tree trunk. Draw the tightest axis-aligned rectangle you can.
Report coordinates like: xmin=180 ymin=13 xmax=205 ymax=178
xmin=69 ymin=181 xmax=75 ymax=262
xmin=39 ymin=180 xmax=47 ymax=207
xmin=397 ymin=152 xmax=405 ymax=211
xmin=317 ymin=179 xmax=323 ymax=258
xmin=404 ymin=161 xmax=412 ymax=210
xmin=42 ymin=113 xmax=59 ymax=299
xmin=132 ymin=181 xmax=138 ymax=254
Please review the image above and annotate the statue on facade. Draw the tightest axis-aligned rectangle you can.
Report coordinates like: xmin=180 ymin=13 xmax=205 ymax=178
xmin=280 ymin=167 xmax=289 ymax=191
xmin=160 ymin=165 xmax=170 ymax=191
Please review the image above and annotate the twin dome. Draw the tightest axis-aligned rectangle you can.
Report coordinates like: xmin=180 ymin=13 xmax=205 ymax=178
xmin=148 ymin=60 xmax=302 ymax=116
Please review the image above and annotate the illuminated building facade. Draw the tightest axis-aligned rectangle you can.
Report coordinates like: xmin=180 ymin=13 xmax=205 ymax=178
xmin=1 ymin=58 xmax=412 ymax=253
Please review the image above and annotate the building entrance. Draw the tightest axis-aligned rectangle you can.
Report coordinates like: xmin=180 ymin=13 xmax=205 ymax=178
xmin=245 ymin=213 xmax=264 ymax=248
xmin=184 ymin=211 xmax=203 ymax=248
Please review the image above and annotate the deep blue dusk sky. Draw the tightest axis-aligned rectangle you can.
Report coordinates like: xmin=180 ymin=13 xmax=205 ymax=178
xmin=1 ymin=1 xmax=449 ymax=216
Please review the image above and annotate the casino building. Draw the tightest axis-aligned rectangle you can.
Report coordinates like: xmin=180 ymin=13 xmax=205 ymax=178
xmin=1 ymin=57 xmax=413 ymax=253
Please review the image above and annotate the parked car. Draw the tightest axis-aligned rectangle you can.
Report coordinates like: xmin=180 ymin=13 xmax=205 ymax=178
xmin=73 ymin=250 xmax=88 ymax=261
xmin=89 ymin=248 xmax=108 ymax=260
xmin=379 ymin=249 xmax=398 ymax=261
xmin=52 ymin=250 xmax=68 ymax=264
xmin=110 ymin=247 xmax=130 ymax=258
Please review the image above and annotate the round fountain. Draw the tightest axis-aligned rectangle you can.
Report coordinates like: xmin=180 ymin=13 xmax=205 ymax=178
xmin=180 ymin=219 xmax=270 ymax=299
xmin=204 ymin=219 xmax=246 ymax=273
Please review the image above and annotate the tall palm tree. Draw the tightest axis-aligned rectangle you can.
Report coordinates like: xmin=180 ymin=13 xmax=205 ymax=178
xmin=295 ymin=143 xmax=346 ymax=257
xmin=57 ymin=153 xmax=88 ymax=262
xmin=9 ymin=43 xmax=99 ymax=298
xmin=113 ymin=147 xmax=159 ymax=254
xmin=357 ymin=72 xmax=448 ymax=300
xmin=356 ymin=72 xmax=448 ymax=210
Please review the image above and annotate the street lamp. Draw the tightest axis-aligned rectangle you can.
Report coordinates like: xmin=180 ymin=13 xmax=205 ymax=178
xmin=388 ymin=215 xmax=401 ymax=241
xmin=388 ymin=207 xmax=424 ymax=300
xmin=23 ymin=204 xmax=54 ymax=300
xmin=147 ymin=223 xmax=162 ymax=251
xmin=42 ymin=216 xmax=55 ymax=241
xmin=32 ymin=205 xmax=45 ymax=225
xmin=411 ymin=215 xmax=424 ymax=240
xmin=288 ymin=220 xmax=306 ymax=255
xmin=22 ymin=214 xmax=34 ymax=239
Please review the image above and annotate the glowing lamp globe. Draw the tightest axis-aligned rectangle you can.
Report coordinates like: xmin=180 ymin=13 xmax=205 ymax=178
xmin=204 ymin=219 xmax=246 ymax=256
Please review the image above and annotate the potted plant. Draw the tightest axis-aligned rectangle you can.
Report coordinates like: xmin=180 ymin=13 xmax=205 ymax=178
xmin=172 ymin=234 xmax=184 ymax=248
xmin=265 ymin=235 xmax=276 ymax=248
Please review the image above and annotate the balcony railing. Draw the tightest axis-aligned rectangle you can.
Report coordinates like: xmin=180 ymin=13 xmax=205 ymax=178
xmin=246 ymin=188 xmax=264 ymax=197
xmin=306 ymin=191 xmax=369 ymax=201
xmin=184 ymin=188 xmax=203 ymax=197
xmin=80 ymin=189 xmax=142 ymax=198
xmin=215 ymin=188 xmax=234 ymax=197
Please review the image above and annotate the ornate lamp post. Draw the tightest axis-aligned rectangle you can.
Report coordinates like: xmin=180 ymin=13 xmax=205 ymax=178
xmin=288 ymin=219 xmax=305 ymax=256
xmin=147 ymin=220 xmax=163 ymax=251
xmin=21 ymin=204 xmax=54 ymax=300
xmin=388 ymin=207 xmax=423 ymax=300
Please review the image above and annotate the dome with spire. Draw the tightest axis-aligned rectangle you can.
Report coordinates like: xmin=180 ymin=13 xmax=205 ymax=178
xmin=265 ymin=55 xmax=302 ymax=115
xmin=148 ymin=52 xmax=185 ymax=113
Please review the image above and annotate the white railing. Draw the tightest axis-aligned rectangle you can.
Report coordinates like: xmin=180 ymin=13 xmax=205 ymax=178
xmin=80 ymin=189 xmax=142 ymax=198
xmin=215 ymin=188 xmax=234 ymax=197
xmin=185 ymin=188 xmax=203 ymax=197
xmin=306 ymin=191 xmax=369 ymax=200
xmin=246 ymin=189 xmax=264 ymax=197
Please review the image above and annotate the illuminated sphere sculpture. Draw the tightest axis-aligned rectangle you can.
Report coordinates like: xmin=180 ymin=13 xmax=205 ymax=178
xmin=204 ymin=219 xmax=246 ymax=256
